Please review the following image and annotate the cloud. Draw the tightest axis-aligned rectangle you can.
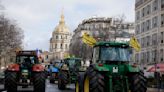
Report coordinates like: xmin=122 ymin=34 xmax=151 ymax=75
xmin=1 ymin=0 xmax=135 ymax=51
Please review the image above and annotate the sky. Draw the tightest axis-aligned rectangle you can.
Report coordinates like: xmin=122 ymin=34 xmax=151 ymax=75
xmin=1 ymin=0 xmax=135 ymax=51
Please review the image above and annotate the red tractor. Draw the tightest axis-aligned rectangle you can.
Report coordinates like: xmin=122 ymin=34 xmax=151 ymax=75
xmin=5 ymin=50 xmax=46 ymax=92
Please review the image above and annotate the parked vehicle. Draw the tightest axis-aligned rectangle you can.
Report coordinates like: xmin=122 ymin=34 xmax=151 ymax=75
xmin=5 ymin=50 xmax=46 ymax=92
xmin=49 ymin=61 xmax=62 ymax=83
xmin=58 ymin=57 xmax=84 ymax=90
xmin=76 ymin=41 xmax=147 ymax=92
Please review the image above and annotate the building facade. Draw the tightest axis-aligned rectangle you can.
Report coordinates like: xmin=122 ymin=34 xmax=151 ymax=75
xmin=49 ymin=13 xmax=71 ymax=61
xmin=135 ymin=0 xmax=164 ymax=68
xmin=70 ymin=17 xmax=134 ymax=60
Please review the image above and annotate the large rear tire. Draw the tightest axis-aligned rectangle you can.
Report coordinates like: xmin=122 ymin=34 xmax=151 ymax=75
xmin=58 ymin=71 xmax=68 ymax=90
xmin=130 ymin=71 xmax=147 ymax=92
xmin=84 ymin=67 xmax=105 ymax=92
xmin=33 ymin=72 xmax=46 ymax=92
xmin=5 ymin=71 xmax=17 ymax=92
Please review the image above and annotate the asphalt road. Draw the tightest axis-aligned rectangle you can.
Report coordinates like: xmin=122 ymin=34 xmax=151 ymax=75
xmin=0 ymin=80 xmax=75 ymax=92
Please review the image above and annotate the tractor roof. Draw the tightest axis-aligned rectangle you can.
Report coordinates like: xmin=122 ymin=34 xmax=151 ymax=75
xmin=16 ymin=50 xmax=37 ymax=56
xmin=94 ymin=41 xmax=129 ymax=47
xmin=64 ymin=57 xmax=81 ymax=60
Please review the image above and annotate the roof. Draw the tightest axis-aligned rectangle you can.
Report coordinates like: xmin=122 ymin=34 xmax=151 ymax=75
xmin=94 ymin=41 xmax=129 ymax=47
xmin=16 ymin=50 xmax=37 ymax=56
xmin=64 ymin=57 xmax=82 ymax=60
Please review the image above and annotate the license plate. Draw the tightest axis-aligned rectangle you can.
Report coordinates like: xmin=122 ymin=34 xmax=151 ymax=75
xmin=22 ymin=72 xmax=28 ymax=75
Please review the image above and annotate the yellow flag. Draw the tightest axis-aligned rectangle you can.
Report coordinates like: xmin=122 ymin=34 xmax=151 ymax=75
xmin=82 ymin=33 xmax=97 ymax=47
xmin=129 ymin=36 xmax=141 ymax=52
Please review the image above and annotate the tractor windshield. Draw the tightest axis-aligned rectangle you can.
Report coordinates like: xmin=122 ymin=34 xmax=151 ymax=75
xmin=16 ymin=56 xmax=39 ymax=64
xmin=100 ymin=47 xmax=131 ymax=62
xmin=67 ymin=59 xmax=81 ymax=68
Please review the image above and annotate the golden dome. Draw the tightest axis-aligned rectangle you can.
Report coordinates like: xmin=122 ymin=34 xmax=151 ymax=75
xmin=53 ymin=13 xmax=70 ymax=34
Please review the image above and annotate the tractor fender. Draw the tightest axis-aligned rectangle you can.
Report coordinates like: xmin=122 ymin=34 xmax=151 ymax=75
xmin=7 ymin=64 xmax=20 ymax=72
xmin=32 ymin=64 xmax=45 ymax=72
xmin=126 ymin=65 xmax=140 ymax=73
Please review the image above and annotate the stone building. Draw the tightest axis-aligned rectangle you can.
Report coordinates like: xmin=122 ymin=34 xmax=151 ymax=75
xmin=135 ymin=0 xmax=164 ymax=68
xmin=70 ymin=17 xmax=134 ymax=60
xmin=49 ymin=13 xmax=71 ymax=61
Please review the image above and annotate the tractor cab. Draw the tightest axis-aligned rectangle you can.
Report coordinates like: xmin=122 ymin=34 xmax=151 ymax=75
xmin=16 ymin=52 xmax=39 ymax=69
xmin=92 ymin=42 xmax=132 ymax=64
xmin=63 ymin=58 xmax=81 ymax=71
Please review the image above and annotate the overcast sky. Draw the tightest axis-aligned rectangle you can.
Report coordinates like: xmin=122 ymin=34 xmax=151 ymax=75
xmin=1 ymin=0 xmax=135 ymax=51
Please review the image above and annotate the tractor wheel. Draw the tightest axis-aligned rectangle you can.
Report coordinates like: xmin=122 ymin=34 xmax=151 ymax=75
xmin=49 ymin=79 xmax=54 ymax=83
xmin=130 ymin=71 xmax=147 ymax=92
xmin=58 ymin=78 xmax=66 ymax=90
xmin=58 ymin=71 xmax=68 ymax=90
xmin=76 ymin=73 xmax=84 ymax=92
xmin=33 ymin=72 xmax=46 ymax=92
xmin=5 ymin=71 xmax=17 ymax=92
xmin=75 ymin=81 xmax=80 ymax=92
xmin=84 ymin=67 xmax=105 ymax=92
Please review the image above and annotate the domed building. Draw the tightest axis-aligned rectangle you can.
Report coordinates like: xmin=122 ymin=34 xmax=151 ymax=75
xmin=49 ymin=13 xmax=71 ymax=60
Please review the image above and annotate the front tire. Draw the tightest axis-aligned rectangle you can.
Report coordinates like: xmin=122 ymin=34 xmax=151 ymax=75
xmin=130 ymin=71 xmax=147 ymax=92
xmin=5 ymin=71 xmax=17 ymax=92
xmin=33 ymin=72 xmax=46 ymax=92
xmin=58 ymin=71 xmax=68 ymax=90
xmin=83 ymin=67 xmax=105 ymax=92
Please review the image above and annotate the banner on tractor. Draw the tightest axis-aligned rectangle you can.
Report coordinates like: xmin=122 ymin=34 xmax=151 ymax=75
xmin=82 ymin=32 xmax=97 ymax=47
xmin=129 ymin=36 xmax=141 ymax=52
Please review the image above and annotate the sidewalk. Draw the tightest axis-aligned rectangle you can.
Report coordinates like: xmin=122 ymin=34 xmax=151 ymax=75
xmin=147 ymin=88 xmax=164 ymax=92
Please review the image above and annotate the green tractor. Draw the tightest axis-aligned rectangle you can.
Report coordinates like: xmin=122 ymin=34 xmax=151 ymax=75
xmin=58 ymin=57 xmax=84 ymax=90
xmin=76 ymin=41 xmax=147 ymax=92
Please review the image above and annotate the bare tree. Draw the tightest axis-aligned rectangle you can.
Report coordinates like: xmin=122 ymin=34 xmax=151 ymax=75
xmin=0 ymin=3 xmax=24 ymax=65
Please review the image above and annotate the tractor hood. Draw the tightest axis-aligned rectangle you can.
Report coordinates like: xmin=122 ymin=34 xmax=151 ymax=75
xmin=94 ymin=64 xmax=139 ymax=74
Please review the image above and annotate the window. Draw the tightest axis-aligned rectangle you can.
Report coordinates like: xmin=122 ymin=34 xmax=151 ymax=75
xmin=152 ymin=33 xmax=157 ymax=45
xmin=135 ymin=24 xmax=140 ymax=34
xmin=136 ymin=11 xmax=140 ymax=20
xmin=161 ymin=32 xmax=164 ymax=43
xmin=141 ymin=22 xmax=145 ymax=32
xmin=160 ymin=49 xmax=163 ymax=62
xmin=152 ymin=16 xmax=158 ymax=28
xmin=55 ymin=44 xmax=57 ymax=49
xmin=56 ymin=35 xmax=59 ymax=39
xmin=146 ymin=20 xmax=151 ymax=31
xmin=161 ymin=0 xmax=164 ymax=9
xmin=147 ymin=51 xmax=150 ymax=63
xmin=142 ymin=8 xmax=145 ymax=17
xmin=65 ymin=44 xmax=67 ymax=49
xmin=147 ymin=5 xmax=151 ymax=15
xmin=161 ymin=14 xmax=164 ymax=26
xmin=147 ymin=36 xmax=150 ymax=46
xmin=152 ymin=50 xmax=157 ymax=62
xmin=143 ymin=37 xmax=146 ymax=47
xmin=60 ymin=44 xmax=63 ymax=49
xmin=153 ymin=0 xmax=158 ymax=11
xmin=141 ymin=38 xmax=144 ymax=47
